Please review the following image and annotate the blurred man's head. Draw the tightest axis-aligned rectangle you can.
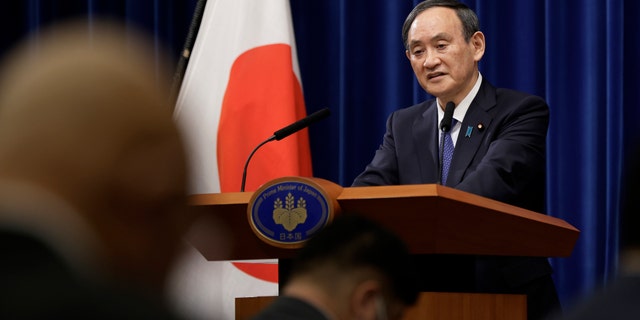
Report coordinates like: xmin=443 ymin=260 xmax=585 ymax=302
xmin=284 ymin=214 xmax=419 ymax=320
xmin=0 ymin=20 xmax=191 ymax=292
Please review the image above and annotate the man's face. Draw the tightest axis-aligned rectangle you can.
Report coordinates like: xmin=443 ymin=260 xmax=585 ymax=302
xmin=405 ymin=7 xmax=484 ymax=106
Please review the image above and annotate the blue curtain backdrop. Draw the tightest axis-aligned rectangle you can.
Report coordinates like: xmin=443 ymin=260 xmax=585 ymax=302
xmin=0 ymin=0 xmax=638 ymax=311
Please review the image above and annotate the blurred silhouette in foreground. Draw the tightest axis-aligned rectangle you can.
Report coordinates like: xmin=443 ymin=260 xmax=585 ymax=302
xmin=0 ymin=20 xmax=194 ymax=318
xmin=548 ymin=147 xmax=640 ymax=319
xmin=252 ymin=214 xmax=419 ymax=320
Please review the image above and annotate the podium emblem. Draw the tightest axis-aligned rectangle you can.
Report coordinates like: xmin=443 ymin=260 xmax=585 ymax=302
xmin=248 ymin=177 xmax=336 ymax=248
xmin=273 ymin=193 xmax=307 ymax=231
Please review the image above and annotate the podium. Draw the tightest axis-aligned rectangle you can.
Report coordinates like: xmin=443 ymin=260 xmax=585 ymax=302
xmin=188 ymin=180 xmax=579 ymax=319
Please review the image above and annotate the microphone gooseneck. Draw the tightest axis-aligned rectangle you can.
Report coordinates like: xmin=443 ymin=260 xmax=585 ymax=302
xmin=240 ymin=108 xmax=331 ymax=192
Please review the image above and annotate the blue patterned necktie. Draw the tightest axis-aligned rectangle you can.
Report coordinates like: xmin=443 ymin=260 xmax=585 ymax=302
xmin=441 ymin=119 xmax=457 ymax=185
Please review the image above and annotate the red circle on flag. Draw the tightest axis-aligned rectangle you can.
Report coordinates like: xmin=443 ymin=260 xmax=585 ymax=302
xmin=231 ymin=262 xmax=279 ymax=283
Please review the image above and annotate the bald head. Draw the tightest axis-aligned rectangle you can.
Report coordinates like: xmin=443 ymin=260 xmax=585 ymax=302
xmin=0 ymin=21 xmax=190 ymax=291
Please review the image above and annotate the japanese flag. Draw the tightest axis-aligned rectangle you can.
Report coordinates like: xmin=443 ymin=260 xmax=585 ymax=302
xmin=170 ymin=0 xmax=311 ymax=319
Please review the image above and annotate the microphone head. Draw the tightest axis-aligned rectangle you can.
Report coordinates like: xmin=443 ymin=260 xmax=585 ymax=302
xmin=440 ymin=101 xmax=455 ymax=132
xmin=273 ymin=107 xmax=331 ymax=141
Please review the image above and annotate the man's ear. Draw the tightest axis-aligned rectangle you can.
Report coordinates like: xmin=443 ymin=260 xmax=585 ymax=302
xmin=471 ymin=31 xmax=485 ymax=62
xmin=350 ymin=279 xmax=383 ymax=320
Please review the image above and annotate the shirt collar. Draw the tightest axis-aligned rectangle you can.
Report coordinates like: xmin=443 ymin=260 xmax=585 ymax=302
xmin=437 ymin=72 xmax=483 ymax=125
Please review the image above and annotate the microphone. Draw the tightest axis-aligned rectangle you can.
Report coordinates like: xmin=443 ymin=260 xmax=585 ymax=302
xmin=440 ymin=101 xmax=455 ymax=132
xmin=439 ymin=101 xmax=455 ymax=184
xmin=240 ymin=108 xmax=331 ymax=192
xmin=273 ymin=107 xmax=331 ymax=141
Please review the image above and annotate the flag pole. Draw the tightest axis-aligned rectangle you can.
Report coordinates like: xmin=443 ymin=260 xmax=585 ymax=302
xmin=170 ymin=0 xmax=208 ymax=109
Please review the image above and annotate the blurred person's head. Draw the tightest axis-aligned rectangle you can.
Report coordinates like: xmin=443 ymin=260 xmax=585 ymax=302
xmin=0 ymin=20 xmax=191 ymax=293
xmin=283 ymin=214 xmax=419 ymax=320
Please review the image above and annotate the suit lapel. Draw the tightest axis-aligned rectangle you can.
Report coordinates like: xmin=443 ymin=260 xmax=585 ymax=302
xmin=413 ymin=101 xmax=439 ymax=183
xmin=448 ymin=80 xmax=496 ymax=186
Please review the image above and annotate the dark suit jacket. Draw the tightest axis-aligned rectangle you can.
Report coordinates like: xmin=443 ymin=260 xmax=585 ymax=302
xmin=252 ymin=296 xmax=329 ymax=320
xmin=353 ymin=78 xmax=548 ymax=213
xmin=0 ymin=229 xmax=183 ymax=319
xmin=353 ymin=79 xmax=559 ymax=320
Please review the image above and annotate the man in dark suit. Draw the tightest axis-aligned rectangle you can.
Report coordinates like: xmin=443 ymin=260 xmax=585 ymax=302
xmin=353 ymin=1 xmax=559 ymax=319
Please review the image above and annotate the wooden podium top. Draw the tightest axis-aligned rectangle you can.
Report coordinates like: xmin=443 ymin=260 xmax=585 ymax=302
xmin=187 ymin=183 xmax=579 ymax=261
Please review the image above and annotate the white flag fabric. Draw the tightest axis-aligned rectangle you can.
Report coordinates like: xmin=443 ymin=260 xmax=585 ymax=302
xmin=169 ymin=246 xmax=279 ymax=320
xmin=170 ymin=0 xmax=311 ymax=319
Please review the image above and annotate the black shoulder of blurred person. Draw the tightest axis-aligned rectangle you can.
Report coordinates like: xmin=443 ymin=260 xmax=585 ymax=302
xmin=0 ymin=229 xmax=183 ymax=319
xmin=546 ymin=146 xmax=640 ymax=320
